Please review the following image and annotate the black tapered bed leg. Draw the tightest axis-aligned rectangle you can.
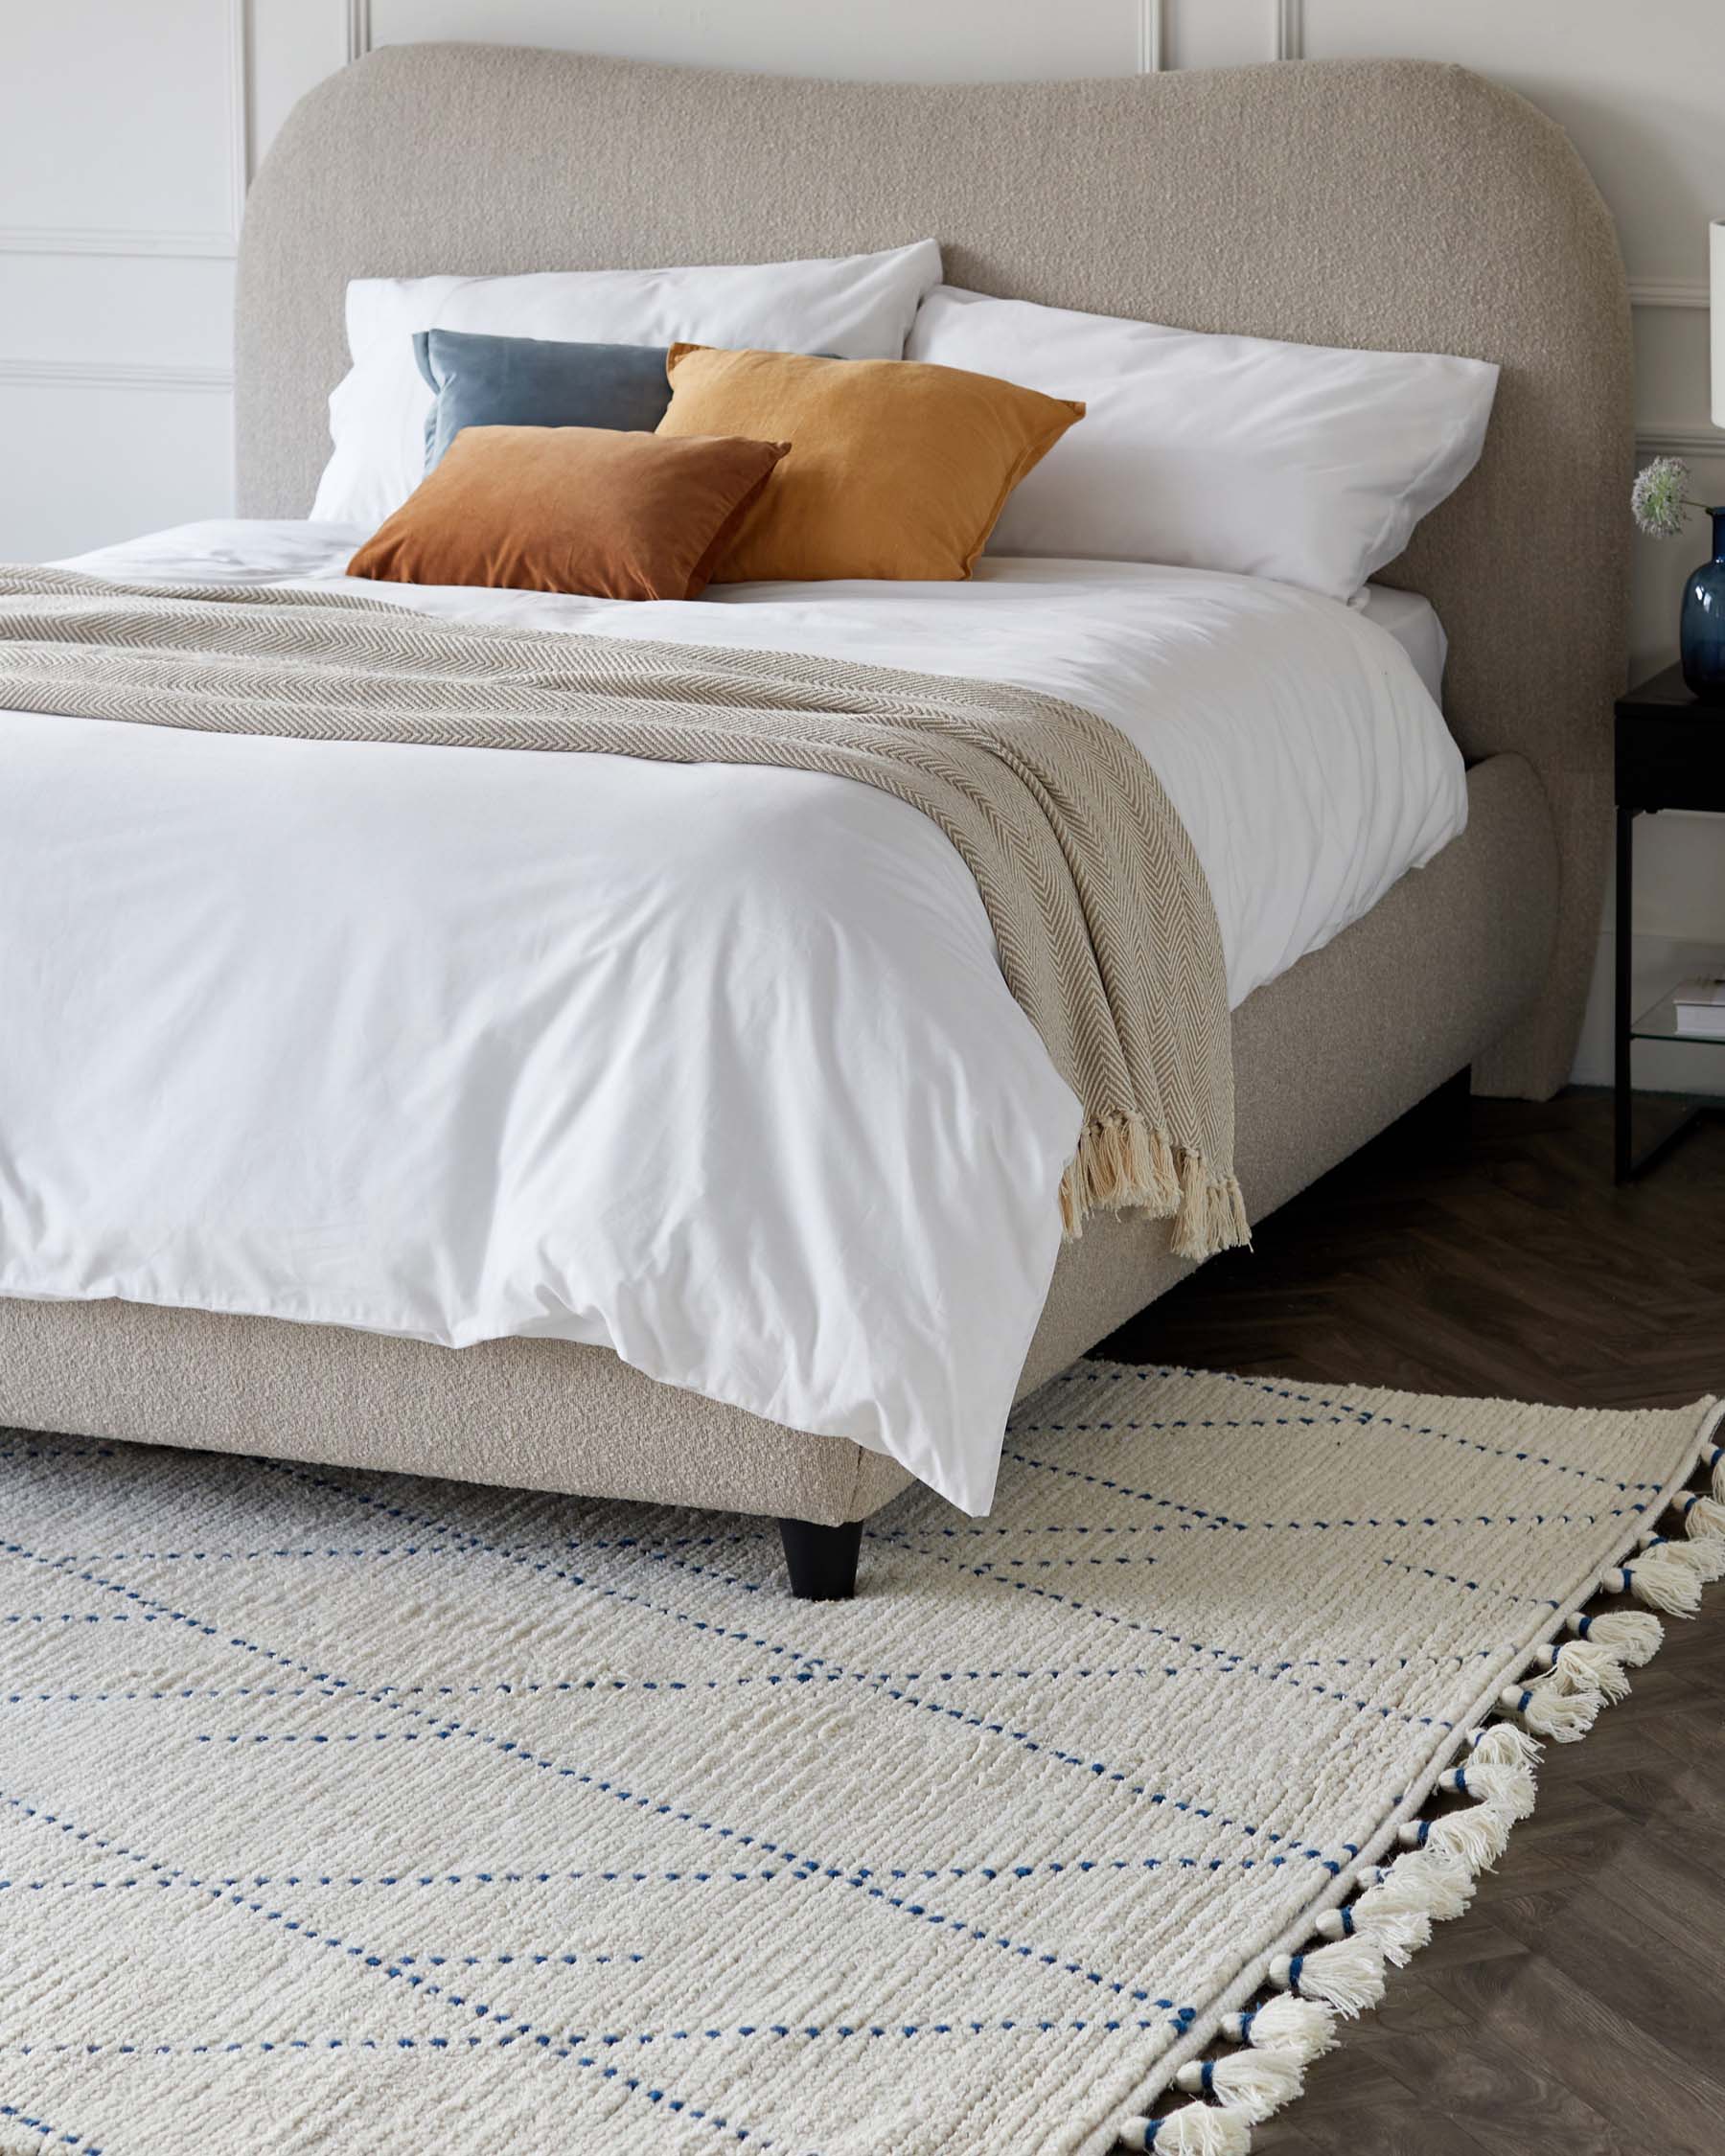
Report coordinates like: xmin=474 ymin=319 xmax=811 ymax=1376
xmin=778 ymin=1516 xmax=862 ymax=1601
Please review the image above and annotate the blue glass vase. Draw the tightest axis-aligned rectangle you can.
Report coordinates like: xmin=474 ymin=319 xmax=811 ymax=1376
xmin=1680 ymin=506 xmax=1725 ymax=702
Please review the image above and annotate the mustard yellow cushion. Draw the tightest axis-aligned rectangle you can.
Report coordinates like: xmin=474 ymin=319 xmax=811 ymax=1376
xmin=656 ymin=345 xmax=1083 ymax=583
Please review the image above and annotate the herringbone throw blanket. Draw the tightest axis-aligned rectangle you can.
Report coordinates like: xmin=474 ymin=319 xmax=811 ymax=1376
xmin=0 ymin=566 xmax=1247 ymax=1256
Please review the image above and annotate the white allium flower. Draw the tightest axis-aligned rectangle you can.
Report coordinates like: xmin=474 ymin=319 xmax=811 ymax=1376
xmin=1631 ymin=456 xmax=1696 ymax=539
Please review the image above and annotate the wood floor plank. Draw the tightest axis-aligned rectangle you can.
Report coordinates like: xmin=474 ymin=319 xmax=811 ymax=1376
xmin=1416 ymin=1952 xmax=1723 ymax=2154
xmin=1097 ymin=1089 xmax=1725 ymax=2154
xmin=1245 ymin=2120 xmax=1329 ymax=2154
xmin=1358 ymin=2027 xmax=1626 ymax=2156
xmin=1288 ymin=2095 xmax=1495 ymax=2156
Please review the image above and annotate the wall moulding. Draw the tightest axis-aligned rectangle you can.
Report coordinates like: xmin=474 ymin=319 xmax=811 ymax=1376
xmin=1138 ymin=0 xmax=1163 ymax=72
xmin=0 ymin=0 xmax=247 ymax=262
xmin=1629 ymin=279 xmax=1712 ymax=309
xmin=1636 ymin=423 xmax=1725 ymax=460
xmin=0 ymin=356 xmax=234 ymax=394
xmin=1149 ymin=0 xmax=1300 ymax=69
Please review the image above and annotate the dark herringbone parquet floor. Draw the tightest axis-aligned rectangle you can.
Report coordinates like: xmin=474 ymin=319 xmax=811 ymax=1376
xmin=1096 ymin=1088 xmax=1725 ymax=2156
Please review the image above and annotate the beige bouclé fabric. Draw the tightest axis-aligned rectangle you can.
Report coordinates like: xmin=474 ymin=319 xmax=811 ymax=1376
xmin=2 ymin=1365 xmax=1718 ymax=2152
xmin=0 ymin=566 xmax=1248 ymax=1255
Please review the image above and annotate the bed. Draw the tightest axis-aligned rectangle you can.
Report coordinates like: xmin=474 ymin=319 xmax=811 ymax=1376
xmin=0 ymin=44 xmax=1630 ymax=1594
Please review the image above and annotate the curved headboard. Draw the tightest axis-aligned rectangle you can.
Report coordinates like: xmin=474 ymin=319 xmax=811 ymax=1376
xmin=237 ymin=44 xmax=1632 ymax=1096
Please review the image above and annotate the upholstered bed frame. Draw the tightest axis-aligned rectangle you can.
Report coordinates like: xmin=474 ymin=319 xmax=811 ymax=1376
xmin=1 ymin=45 xmax=1630 ymax=1592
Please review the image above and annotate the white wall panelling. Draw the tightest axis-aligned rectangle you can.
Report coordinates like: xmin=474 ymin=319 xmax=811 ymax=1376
xmin=0 ymin=250 xmax=234 ymax=369
xmin=1631 ymin=281 xmax=1713 ymax=310
xmin=252 ymin=1 xmax=352 ymax=174
xmin=0 ymin=0 xmax=248 ymax=554
xmin=1138 ymin=1 xmax=1163 ymax=74
xmin=0 ymin=357 xmax=232 ymax=394
xmin=0 ymin=373 xmax=234 ymax=562
xmin=2 ymin=0 xmax=1720 ymax=1086
xmin=1637 ymin=425 xmax=1725 ymax=459
xmin=1161 ymin=0 xmax=1283 ymax=73
xmin=0 ymin=225 xmax=240 ymax=261
xmin=0 ymin=0 xmax=248 ymax=259
xmin=364 ymin=1 xmax=1138 ymax=81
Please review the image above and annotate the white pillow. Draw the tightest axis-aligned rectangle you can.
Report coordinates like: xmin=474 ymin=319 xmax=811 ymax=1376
xmin=906 ymin=287 xmax=1499 ymax=603
xmin=311 ymin=240 xmax=943 ymax=528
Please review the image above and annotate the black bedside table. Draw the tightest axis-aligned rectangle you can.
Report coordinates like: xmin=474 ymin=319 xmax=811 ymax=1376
xmin=1615 ymin=664 xmax=1725 ymax=1181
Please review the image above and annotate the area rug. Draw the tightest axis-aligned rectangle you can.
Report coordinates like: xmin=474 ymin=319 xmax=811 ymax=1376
xmin=2 ymin=1364 xmax=1721 ymax=2156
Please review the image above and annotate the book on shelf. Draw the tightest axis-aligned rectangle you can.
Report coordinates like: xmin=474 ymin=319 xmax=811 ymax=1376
xmin=1671 ymin=975 xmax=1725 ymax=1039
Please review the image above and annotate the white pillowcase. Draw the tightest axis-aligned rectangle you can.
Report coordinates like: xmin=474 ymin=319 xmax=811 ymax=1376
xmin=906 ymin=287 xmax=1499 ymax=603
xmin=310 ymin=240 xmax=943 ymax=528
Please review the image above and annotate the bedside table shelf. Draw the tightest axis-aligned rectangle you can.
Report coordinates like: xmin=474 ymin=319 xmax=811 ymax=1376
xmin=1614 ymin=663 xmax=1725 ymax=1182
xmin=1629 ymin=994 xmax=1725 ymax=1047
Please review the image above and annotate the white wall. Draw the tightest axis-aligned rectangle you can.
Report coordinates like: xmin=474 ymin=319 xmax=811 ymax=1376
xmin=4 ymin=0 xmax=1721 ymax=1088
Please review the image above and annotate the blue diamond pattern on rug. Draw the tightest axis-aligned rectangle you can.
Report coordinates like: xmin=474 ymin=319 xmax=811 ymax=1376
xmin=1 ymin=1364 xmax=1718 ymax=2154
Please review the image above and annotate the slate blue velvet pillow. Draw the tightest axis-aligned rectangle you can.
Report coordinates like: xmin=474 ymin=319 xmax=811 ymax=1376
xmin=412 ymin=328 xmax=673 ymax=470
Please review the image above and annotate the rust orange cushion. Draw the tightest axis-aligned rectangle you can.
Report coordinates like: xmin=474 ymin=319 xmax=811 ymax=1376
xmin=347 ymin=424 xmax=790 ymax=601
xmin=655 ymin=345 xmax=1084 ymax=583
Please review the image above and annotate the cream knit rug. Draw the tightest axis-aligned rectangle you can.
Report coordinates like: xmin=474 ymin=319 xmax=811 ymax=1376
xmin=3 ymin=1364 xmax=1721 ymax=2156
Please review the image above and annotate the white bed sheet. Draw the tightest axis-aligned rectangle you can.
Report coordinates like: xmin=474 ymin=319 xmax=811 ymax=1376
xmin=0 ymin=522 xmax=1465 ymax=1512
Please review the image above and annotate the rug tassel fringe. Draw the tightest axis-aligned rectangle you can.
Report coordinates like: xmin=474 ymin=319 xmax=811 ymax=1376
xmin=1466 ymin=1722 xmax=1540 ymax=1769
xmin=1402 ymin=1793 xmax=1519 ymax=1867
xmin=1530 ymin=1636 xmax=1632 ymax=1703
xmin=1315 ymin=1894 xmax=1425 ymax=1966
xmin=1567 ymin=1606 xmax=1663 ymax=1665
xmin=1173 ymin=2049 xmax=1306 ymax=2124
xmin=1268 ymin=1934 xmax=1387 ymax=2016
xmin=1600 ymin=1545 xmax=1705 ymax=1617
xmin=1436 ymin=1758 xmax=1537 ymax=1820
xmin=1641 ymin=1525 xmax=1725 ymax=1585
xmin=1496 ymin=1669 xmax=1601 ymax=1742
xmin=1115 ymin=1422 xmax=1724 ymax=2156
xmin=1679 ymin=1490 xmax=1725 ymax=1541
xmin=1171 ymin=1722 xmax=1533 ymax=2146
xmin=1218 ymin=1996 xmax=1338 ymax=2062
xmin=1118 ymin=2101 xmax=1253 ymax=2152
xmin=1356 ymin=1846 xmax=1476 ymax=1930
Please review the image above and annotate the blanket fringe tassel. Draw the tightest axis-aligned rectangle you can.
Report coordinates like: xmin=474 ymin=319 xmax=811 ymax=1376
xmin=1060 ymin=1113 xmax=1250 ymax=1262
xmin=1116 ymin=1410 xmax=1725 ymax=2153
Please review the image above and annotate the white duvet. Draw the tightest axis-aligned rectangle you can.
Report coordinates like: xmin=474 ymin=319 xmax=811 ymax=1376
xmin=0 ymin=522 xmax=1465 ymax=1511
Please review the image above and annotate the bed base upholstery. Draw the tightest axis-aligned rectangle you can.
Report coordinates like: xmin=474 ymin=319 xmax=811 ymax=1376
xmin=0 ymin=755 xmax=1556 ymax=1546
